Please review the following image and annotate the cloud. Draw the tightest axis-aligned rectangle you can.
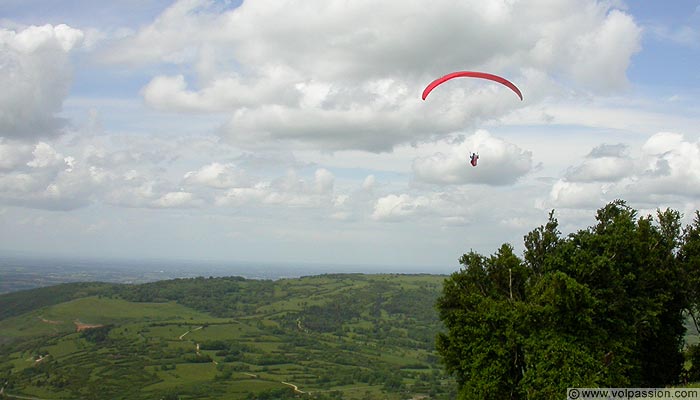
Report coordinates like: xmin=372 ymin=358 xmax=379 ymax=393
xmin=587 ymin=143 xmax=628 ymax=158
xmin=372 ymin=194 xmax=425 ymax=222
xmin=0 ymin=141 xmax=89 ymax=209
xmin=635 ymin=132 xmax=700 ymax=197
xmin=314 ymin=168 xmax=334 ymax=194
xmin=102 ymin=173 xmax=157 ymax=208
xmin=215 ymin=168 xmax=339 ymax=208
xmin=412 ymin=130 xmax=532 ymax=185
xmin=565 ymin=10 xmax=641 ymax=92
xmin=218 ymin=101 xmax=429 ymax=152
xmin=27 ymin=142 xmax=65 ymax=168
xmin=101 ymin=0 xmax=642 ymax=151
xmin=0 ymin=136 xmax=186 ymax=211
xmin=649 ymin=24 xmax=699 ymax=47
xmin=103 ymin=170 xmax=201 ymax=210
xmin=370 ymin=190 xmax=477 ymax=223
xmin=362 ymin=175 xmax=376 ymax=191
xmin=141 ymin=72 xmax=302 ymax=113
xmin=547 ymin=180 xmax=606 ymax=209
xmin=641 ymin=131 xmax=684 ymax=155
xmin=0 ymin=151 xmax=103 ymax=211
xmin=152 ymin=191 xmax=198 ymax=208
xmin=564 ymin=143 xmax=633 ymax=183
xmin=546 ymin=132 xmax=700 ymax=210
xmin=500 ymin=100 xmax=700 ymax=135
xmin=0 ymin=139 xmax=33 ymax=170
xmin=564 ymin=157 xmax=634 ymax=183
xmin=0 ymin=132 xmax=355 ymax=213
xmin=0 ymin=24 xmax=83 ymax=140
xmin=183 ymin=162 xmax=249 ymax=189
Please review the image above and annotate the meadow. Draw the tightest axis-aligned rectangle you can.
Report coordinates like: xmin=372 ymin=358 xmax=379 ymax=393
xmin=0 ymin=274 xmax=457 ymax=399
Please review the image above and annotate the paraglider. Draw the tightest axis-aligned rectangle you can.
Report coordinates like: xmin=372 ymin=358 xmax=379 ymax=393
xmin=421 ymin=71 xmax=523 ymax=101
xmin=469 ymin=153 xmax=479 ymax=167
xmin=422 ymin=71 xmax=523 ymax=169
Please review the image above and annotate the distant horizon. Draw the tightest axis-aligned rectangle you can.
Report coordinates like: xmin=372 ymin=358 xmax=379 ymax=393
xmin=0 ymin=250 xmax=457 ymax=295
xmin=0 ymin=250 xmax=459 ymax=275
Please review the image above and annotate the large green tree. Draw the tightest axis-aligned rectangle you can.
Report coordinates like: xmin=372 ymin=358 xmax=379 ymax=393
xmin=437 ymin=200 xmax=700 ymax=399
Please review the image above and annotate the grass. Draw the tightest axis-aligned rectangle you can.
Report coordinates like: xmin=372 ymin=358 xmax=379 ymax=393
xmin=0 ymin=296 xmax=232 ymax=341
xmin=0 ymin=274 xmax=458 ymax=399
xmin=44 ymin=296 xmax=223 ymax=323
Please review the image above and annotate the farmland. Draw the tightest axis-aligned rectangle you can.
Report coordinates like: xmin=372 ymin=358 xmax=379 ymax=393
xmin=0 ymin=274 xmax=457 ymax=399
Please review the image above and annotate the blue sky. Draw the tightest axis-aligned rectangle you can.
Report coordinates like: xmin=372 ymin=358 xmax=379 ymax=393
xmin=1 ymin=0 xmax=700 ymax=270
xmin=626 ymin=1 xmax=700 ymax=88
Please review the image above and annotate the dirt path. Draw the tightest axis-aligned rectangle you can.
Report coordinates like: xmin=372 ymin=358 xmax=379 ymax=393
xmin=240 ymin=373 xmax=304 ymax=394
xmin=241 ymin=374 xmax=305 ymax=394
xmin=1 ymin=391 xmax=51 ymax=400
xmin=178 ymin=326 xmax=203 ymax=340
xmin=73 ymin=319 xmax=104 ymax=332
xmin=2 ymin=394 xmax=50 ymax=400
xmin=33 ymin=355 xmax=48 ymax=365
xmin=38 ymin=316 xmax=62 ymax=325
xmin=281 ymin=381 xmax=305 ymax=394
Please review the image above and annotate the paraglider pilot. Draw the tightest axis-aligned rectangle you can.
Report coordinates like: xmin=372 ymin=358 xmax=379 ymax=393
xmin=469 ymin=153 xmax=479 ymax=167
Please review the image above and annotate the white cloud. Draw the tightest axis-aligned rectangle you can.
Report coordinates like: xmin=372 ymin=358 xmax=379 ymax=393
xmin=635 ymin=132 xmax=700 ymax=197
xmin=314 ymin=168 xmax=334 ymax=194
xmin=101 ymin=0 xmax=642 ymax=151
xmin=372 ymin=194 xmax=427 ymax=222
xmin=213 ymin=184 xmax=269 ymax=207
xmin=0 ymin=24 xmax=83 ymax=140
xmin=650 ymin=24 xmax=699 ymax=47
xmin=641 ymin=131 xmax=684 ymax=155
xmin=103 ymin=177 xmax=157 ymax=208
xmin=546 ymin=132 xmax=700 ymax=210
xmin=183 ymin=162 xmax=248 ymax=189
xmin=99 ymin=0 xmax=215 ymax=66
xmin=362 ymin=175 xmax=376 ymax=191
xmin=564 ymin=143 xmax=633 ymax=183
xmin=500 ymin=100 xmax=700 ymax=136
xmin=0 ymin=139 xmax=33 ymax=170
xmin=27 ymin=142 xmax=65 ymax=168
xmin=564 ymin=157 xmax=634 ymax=183
xmin=370 ymin=191 xmax=475 ymax=223
xmin=547 ymin=180 xmax=606 ymax=209
xmin=152 ymin=191 xmax=197 ymax=208
xmin=412 ymin=130 xmax=532 ymax=185
xmin=566 ymin=10 xmax=641 ymax=92
xmin=215 ymin=168 xmax=338 ymax=208
xmin=7 ymin=24 xmax=83 ymax=53
xmin=587 ymin=143 xmax=628 ymax=158
xmin=0 ymin=162 xmax=100 ymax=211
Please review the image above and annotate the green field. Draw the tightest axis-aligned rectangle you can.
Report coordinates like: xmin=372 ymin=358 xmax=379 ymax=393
xmin=0 ymin=274 xmax=457 ymax=399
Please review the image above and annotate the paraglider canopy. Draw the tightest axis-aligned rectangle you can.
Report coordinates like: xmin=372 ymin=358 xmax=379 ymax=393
xmin=422 ymin=71 xmax=523 ymax=101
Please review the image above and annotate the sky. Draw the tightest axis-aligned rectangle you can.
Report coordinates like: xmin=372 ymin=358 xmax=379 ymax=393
xmin=1 ymin=0 xmax=700 ymax=270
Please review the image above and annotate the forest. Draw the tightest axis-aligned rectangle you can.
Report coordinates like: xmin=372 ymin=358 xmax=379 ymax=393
xmin=437 ymin=200 xmax=700 ymax=399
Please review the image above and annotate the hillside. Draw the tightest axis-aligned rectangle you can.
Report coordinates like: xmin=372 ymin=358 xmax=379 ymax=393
xmin=0 ymin=274 xmax=457 ymax=399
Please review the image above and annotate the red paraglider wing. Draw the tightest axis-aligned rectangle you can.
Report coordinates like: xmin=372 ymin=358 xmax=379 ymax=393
xmin=422 ymin=71 xmax=523 ymax=101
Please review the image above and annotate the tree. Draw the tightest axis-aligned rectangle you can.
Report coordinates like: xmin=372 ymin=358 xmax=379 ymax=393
xmin=436 ymin=201 xmax=697 ymax=399
xmin=680 ymin=211 xmax=700 ymax=336
xmin=687 ymin=344 xmax=700 ymax=382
